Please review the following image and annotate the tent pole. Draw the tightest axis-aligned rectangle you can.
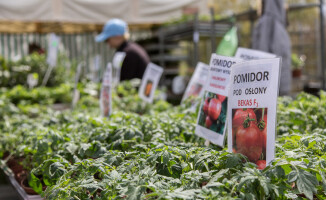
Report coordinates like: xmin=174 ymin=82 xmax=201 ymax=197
xmin=320 ymin=0 xmax=326 ymax=90
xmin=193 ymin=12 xmax=199 ymax=67
xmin=210 ymin=7 xmax=216 ymax=53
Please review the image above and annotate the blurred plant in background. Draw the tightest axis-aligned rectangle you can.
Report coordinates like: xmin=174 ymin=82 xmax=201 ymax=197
xmin=0 ymin=53 xmax=75 ymax=88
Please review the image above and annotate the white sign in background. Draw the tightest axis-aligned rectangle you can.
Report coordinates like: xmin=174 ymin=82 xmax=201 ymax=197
xmin=100 ymin=63 xmax=113 ymax=117
xmin=182 ymin=62 xmax=210 ymax=102
xmin=91 ymin=55 xmax=101 ymax=82
xmin=27 ymin=73 xmax=38 ymax=89
xmin=195 ymin=54 xmax=243 ymax=147
xmin=138 ymin=63 xmax=164 ymax=103
xmin=112 ymin=52 xmax=126 ymax=85
xmin=235 ymin=47 xmax=276 ymax=61
xmin=71 ymin=62 xmax=84 ymax=109
xmin=46 ymin=33 xmax=60 ymax=67
xmin=42 ymin=33 xmax=60 ymax=86
xmin=227 ymin=58 xmax=281 ymax=166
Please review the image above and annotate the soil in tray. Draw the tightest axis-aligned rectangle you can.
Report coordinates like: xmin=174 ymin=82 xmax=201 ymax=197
xmin=7 ymin=158 xmax=24 ymax=176
xmin=18 ymin=171 xmax=47 ymax=195
xmin=3 ymin=153 xmax=25 ymax=179
xmin=21 ymin=176 xmax=39 ymax=195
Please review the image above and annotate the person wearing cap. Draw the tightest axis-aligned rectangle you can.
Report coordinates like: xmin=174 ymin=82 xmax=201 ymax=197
xmin=96 ymin=19 xmax=150 ymax=81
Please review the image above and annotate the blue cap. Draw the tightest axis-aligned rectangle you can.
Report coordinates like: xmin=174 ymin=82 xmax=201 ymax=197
xmin=95 ymin=19 xmax=127 ymax=42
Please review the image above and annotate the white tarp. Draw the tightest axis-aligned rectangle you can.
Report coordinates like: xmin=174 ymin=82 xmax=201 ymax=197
xmin=0 ymin=0 xmax=53 ymax=21
xmin=0 ymin=0 xmax=208 ymax=24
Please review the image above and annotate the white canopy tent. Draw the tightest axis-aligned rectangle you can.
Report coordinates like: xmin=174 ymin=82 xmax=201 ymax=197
xmin=0 ymin=0 xmax=209 ymax=24
xmin=0 ymin=0 xmax=209 ymax=73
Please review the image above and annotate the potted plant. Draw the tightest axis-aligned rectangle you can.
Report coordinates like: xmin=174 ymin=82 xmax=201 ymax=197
xmin=291 ymin=53 xmax=305 ymax=78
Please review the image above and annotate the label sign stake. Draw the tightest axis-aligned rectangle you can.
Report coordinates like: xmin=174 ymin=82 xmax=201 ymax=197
xmin=227 ymin=58 xmax=281 ymax=169
xmin=112 ymin=52 xmax=126 ymax=86
xmin=139 ymin=63 xmax=163 ymax=103
xmin=92 ymin=55 xmax=101 ymax=83
xmin=71 ymin=61 xmax=85 ymax=109
xmin=195 ymin=54 xmax=242 ymax=147
xmin=42 ymin=33 xmax=60 ymax=86
xmin=100 ymin=63 xmax=113 ymax=117
xmin=46 ymin=33 xmax=60 ymax=67
xmin=182 ymin=62 xmax=209 ymax=102
xmin=27 ymin=73 xmax=38 ymax=89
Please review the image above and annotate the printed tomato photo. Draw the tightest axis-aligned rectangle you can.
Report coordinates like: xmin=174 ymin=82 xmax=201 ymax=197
xmin=198 ymin=91 xmax=227 ymax=135
xmin=100 ymin=86 xmax=111 ymax=117
xmin=232 ymin=108 xmax=267 ymax=169
xmin=187 ymin=83 xmax=203 ymax=98
xmin=144 ymin=80 xmax=153 ymax=97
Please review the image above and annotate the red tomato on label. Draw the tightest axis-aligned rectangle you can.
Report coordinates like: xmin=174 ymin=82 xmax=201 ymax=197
xmin=218 ymin=95 xmax=226 ymax=103
xmin=203 ymin=98 xmax=210 ymax=115
xmin=236 ymin=123 xmax=262 ymax=162
xmin=232 ymin=109 xmax=256 ymax=130
xmin=261 ymin=115 xmax=267 ymax=152
xmin=205 ymin=116 xmax=213 ymax=128
xmin=256 ymin=108 xmax=268 ymax=120
xmin=232 ymin=127 xmax=237 ymax=147
xmin=256 ymin=160 xmax=266 ymax=170
xmin=208 ymin=98 xmax=222 ymax=121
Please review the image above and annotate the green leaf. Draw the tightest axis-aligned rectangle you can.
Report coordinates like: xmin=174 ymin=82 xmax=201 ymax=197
xmin=296 ymin=169 xmax=318 ymax=200
xmin=320 ymin=171 xmax=326 ymax=193
xmin=285 ymin=193 xmax=298 ymax=199
xmin=288 ymin=171 xmax=298 ymax=182
xmin=28 ymin=172 xmax=42 ymax=194
xmin=225 ymin=154 xmax=242 ymax=168
xmin=125 ymin=185 xmax=142 ymax=200
xmin=162 ymin=151 xmax=170 ymax=165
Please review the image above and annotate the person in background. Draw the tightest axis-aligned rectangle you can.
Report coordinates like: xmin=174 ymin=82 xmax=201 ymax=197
xmin=28 ymin=43 xmax=45 ymax=55
xmin=95 ymin=19 xmax=150 ymax=81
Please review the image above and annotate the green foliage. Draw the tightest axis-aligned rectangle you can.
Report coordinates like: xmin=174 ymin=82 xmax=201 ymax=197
xmin=0 ymin=53 xmax=71 ymax=88
xmin=1 ymin=82 xmax=326 ymax=199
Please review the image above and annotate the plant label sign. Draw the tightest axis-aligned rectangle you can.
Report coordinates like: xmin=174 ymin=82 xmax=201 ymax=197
xmin=235 ymin=47 xmax=276 ymax=61
xmin=112 ymin=52 xmax=126 ymax=85
xmin=27 ymin=73 xmax=38 ymax=89
xmin=227 ymin=58 xmax=281 ymax=169
xmin=195 ymin=54 xmax=242 ymax=147
xmin=71 ymin=62 xmax=84 ymax=109
xmin=46 ymin=33 xmax=60 ymax=67
xmin=92 ymin=55 xmax=101 ymax=82
xmin=182 ymin=62 xmax=210 ymax=102
xmin=100 ymin=63 xmax=113 ymax=117
xmin=139 ymin=63 xmax=163 ymax=103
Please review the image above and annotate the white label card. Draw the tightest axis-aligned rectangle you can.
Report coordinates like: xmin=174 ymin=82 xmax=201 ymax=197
xmin=71 ymin=62 xmax=84 ymax=109
xmin=227 ymin=58 xmax=281 ymax=169
xmin=182 ymin=62 xmax=209 ymax=102
xmin=195 ymin=54 xmax=243 ymax=147
xmin=92 ymin=55 xmax=101 ymax=82
xmin=46 ymin=33 xmax=60 ymax=67
xmin=112 ymin=52 xmax=126 ymax=85
xmin=100 ymin=63 xmax=113 ymax=117
xmin=235 ymin=47 xmax=276 ymax=61
xmin=27 ymin=73 xmax=38 ymax=89
xmin=94 ymin=55 xmax=101 ymax=71
xmin=139 ymin=63 xmax=164 ymax=103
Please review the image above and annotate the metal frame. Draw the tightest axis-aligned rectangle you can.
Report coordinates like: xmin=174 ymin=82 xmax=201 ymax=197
xmin=156 ymin=17 xmax=231 ymax=69
xmin=319 ymin=0 xmax=325 ymax=89
xmin=216 ymin=2 xmax=326 ymax=90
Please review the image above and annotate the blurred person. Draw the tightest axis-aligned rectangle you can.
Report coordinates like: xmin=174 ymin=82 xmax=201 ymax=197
xmin=95 ymin=19 xmax=150 ymax=81
xmin=28 ymin=43 xmax=45 ymax=55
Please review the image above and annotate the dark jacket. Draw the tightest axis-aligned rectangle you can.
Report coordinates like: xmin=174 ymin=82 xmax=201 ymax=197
xmin=117 ymin=41 xmax=150 ymax=81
